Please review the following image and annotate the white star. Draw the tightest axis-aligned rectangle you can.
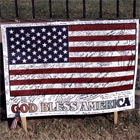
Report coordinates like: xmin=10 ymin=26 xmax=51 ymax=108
xmin=43 ymin=43 xmax=47 ymax=47
xmin=59 ymin=54 xmax=63 ymax=58
xmin=11 ymin=52 xmax=16 ymax=56
xmin=59 ymin=46 xmax=63 ymax=50
xmin=27 ymin=48 xmax=31 ymax=52
xmin=62 ymin=27 xmax=67 ymax=32
xmin=21 ymin=44 xmax=26 ymax=48
xmin=53 ymin=35 xmax=57 ymax=39
xmin=27 ymin=40 xmax=31 ymax=44
xmin=15 ymin=33 xmax=19 ymax=38
xmin=32 ymin=51 xmax=37 ymax=55
xmin=48 ymin=39 xmax=52 ymax=43
xmin=21 ymin=36 xmax=25 ymax=41
xmin=11 ymin=45 xmax=15 ymax=49
xmin=20 ymin=29 xmax=25 ymax=33
xmin=16 ymin=48 xmax=20 ymax=52
xmin=33 ymin=58 xmax=37 ymax=62
xmin=58 ymin=31 xmax=62 ymax=35
xmin=38 ymin=47 xmax=41 ymax=51
xmin=48 ymin=47 xmax=52 ymax=51
xmin=53 ymin=42 xmax=57 ymax=47
xmin=9 ymin=30 xmax=14 ymax=34
xmin=12 ymin=59 xmax=16 ymax=63
xmin=37 ymin=32 xmax=41 ymax=36
xmin=43 ymin=50 xmax=47 ymax=54
xmin=16 ymin=56 xmax=21 ymax=60
xmin=22 ymin=59 xmax=27 ymax=63
xmin=64 ymin=57 xmax=68 ymax=61
xmin=37 ymin=40 xmax=41 ymax=44
xmin=16 ymin=41 xmax=20 ymax=45
xmin=43 ymin=58 xmax=47 ymax=62
xmin=58 ymin=38 xmax=62 ymax=43
xmin=41 ymin=28 xmax=46 ymax=32
xmin=32 ymin=44 xmax=36 ymax=48
xmin=31 ymin=36 xmax=36 ymax=40
xmin=42 ymin=36 xmax=46 ymax=40
xmin=48 ymin=54 xmax=52 ymax=59
xmin=63 ymin=50 xmax=68 ymax=54
xmin=63 ymin=35 xmax=67 ymax=39
xmin=26 ymin=33 xmax=30 ymax=37
xmin=63 ymin=42 xmax=67 ymax=46
xmin=27 ymin=55 xmax=31 ymax=60
xmin=53 ymin=50 xmax=58 ymax=54
xmin=47 ymin=32 xmax=51 ymax=36
xmin=38 ymin=55 xmax=42 ymax=59
xmin=31 ymin=28 xmax=35 ymax=33
xmin=54 ymin=57 xmax=58 ymax=61
xmin=52 ymin=27 xmax=56 ymax=32
xmin=22 ymin=51 xmax=26 ymax=55
xmin=10 ymin=37 xmax=14 ymax=41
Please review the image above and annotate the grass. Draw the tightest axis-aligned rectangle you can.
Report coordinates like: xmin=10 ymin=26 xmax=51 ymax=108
xmin=0 ymin=0 xmax=139 ymax=19
xmin=0 ymin=110 xmax=139 ymax=140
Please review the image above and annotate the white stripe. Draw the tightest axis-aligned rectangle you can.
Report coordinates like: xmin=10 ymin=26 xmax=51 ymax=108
xmin=10 ymin=71 xmax=134 ymax=80
xmin=68 ymin=30 xmax=135 ymax=36
xmin=69 ymin=51 xmax=135 ymax=57
xmin=69 ymin=40 xmax=135 ymax=47
xmin=11 ymin=80 xmax=133 ymax=91
xmin=9 ymin=61 xmax=134 ymax=70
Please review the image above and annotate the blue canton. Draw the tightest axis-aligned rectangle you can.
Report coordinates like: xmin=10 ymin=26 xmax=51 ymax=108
xmin=7 ymin=25 xmax=69 ymax=64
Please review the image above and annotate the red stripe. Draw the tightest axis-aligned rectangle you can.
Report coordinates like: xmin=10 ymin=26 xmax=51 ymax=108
xmin=69 ymin=45 xmax=135 ymax=52
xmin=10 ymin=75 xmax=134 ymax=85
xmin=9 ymin=66 xmax=135 ymax=75
xmin=69 ymin=35 xmax=136 ymax=42
xmin=10 ymin=85 xmax=133 ymax=96
xmin=70 ymin=56 xmax=135 ymax=62
xmin=69 ymin=24 xmax=136 ymax=31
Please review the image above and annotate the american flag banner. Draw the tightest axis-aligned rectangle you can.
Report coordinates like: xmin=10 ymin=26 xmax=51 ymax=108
xmin=1 ymin=20 xmax=139 ymax=118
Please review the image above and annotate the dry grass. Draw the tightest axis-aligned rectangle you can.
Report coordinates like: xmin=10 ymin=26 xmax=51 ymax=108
xmin=0 ymin=110 xmax=140 ymax=140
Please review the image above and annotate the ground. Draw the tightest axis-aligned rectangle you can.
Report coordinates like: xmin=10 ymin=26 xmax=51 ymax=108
xmin=0 ymin=109 xmax=140 ymax=140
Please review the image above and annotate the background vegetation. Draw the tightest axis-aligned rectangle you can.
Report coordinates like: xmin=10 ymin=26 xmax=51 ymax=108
xmin=0 ymin=0 xmax=139 ymax=19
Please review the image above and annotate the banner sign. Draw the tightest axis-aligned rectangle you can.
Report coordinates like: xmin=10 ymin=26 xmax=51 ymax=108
xmin=1 ymin=20 xmax=139 ymax=118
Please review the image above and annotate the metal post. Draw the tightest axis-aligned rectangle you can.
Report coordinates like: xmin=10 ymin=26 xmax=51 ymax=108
xmin=49 ymin=0 xmax=52 ymax=18
xmin=100 ymin=0 xmax=102 ymax=18
xmin=133 ymin=0 xmax=136 ymax=18
xmin=116 ymin=0 xmax=119 ymax=17
xmin=66 ymin=0 xmax=69 ymax=18
xmin=83 ymin=0 xmax=86 ymax=18
xmin=31 ymin=0 xmax=35 ymax=19
xmin=15 ymin=0 xmax=18 ymax=18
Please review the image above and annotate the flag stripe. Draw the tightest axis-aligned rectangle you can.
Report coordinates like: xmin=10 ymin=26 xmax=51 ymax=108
xmin=69 ymin=35 xmax=136 ymax=42
xmin=69 ymin=40 xmax=135 ymax=47
xmin=9 ymin=66 xmax=135 ymax=75
xmin=9 ymin=61 xmax=135 ymax=70
xmin=69 ymin=51 xmax=135 ymax=57
xmin=10 ymin=85 xmax=133 ymax=96
xmin=10 ymin=71 xmax=134 ymax=80
xmin=69 ymin=45 xmax=135 ymax=52
xmin=70 ymin=56 xmax=135 ymax=62
xmin=10 ymin=75 xmax=134 ymax=85
xmin=11 ymin=80 xmax=133 ymax=91
xmin=69 ymin=24 xmax=136 ymax=31
xmin=68 ymin=30 xmax=135 ymax=36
